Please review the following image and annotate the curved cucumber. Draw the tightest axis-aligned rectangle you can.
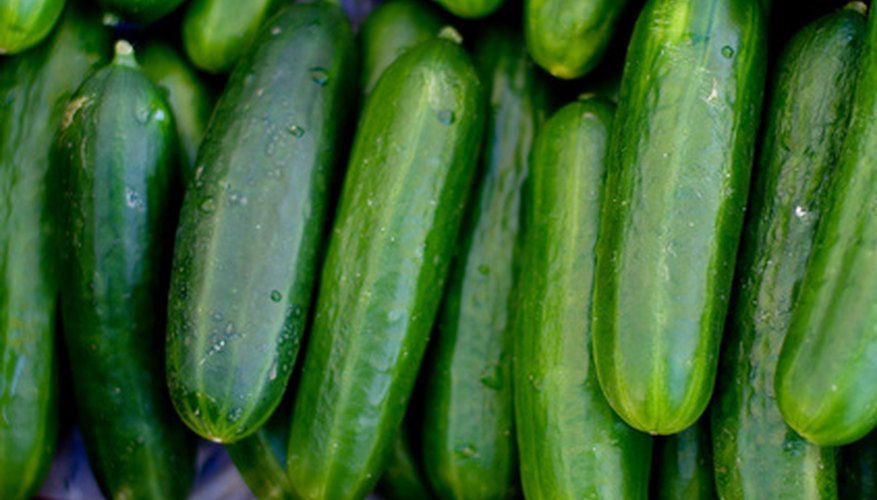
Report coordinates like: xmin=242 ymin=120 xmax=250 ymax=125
xmin=166 ymin=2 xmax=356 ymax=443
xmin=57 ymin=41 xmax=194 ymax=499
xmin=431 ymin=0 xmax=502 ymax=19
xmin=286 ymin=34 xmax=485 ymax=500
xmin=378 ymin=426 xmax=436 ymax=500
xmin=840 ymin=429 xmax=877 ymax=499
xmin=653 ymin=419 xmax=716 ymax=499
xmin=0 ymin=0 xmax=64 ymax=54
xmin=775 ymin=1 xmax=877 ymax=447
xmin=712 ymin=5 xmax=865 ymax=497
xmin=524 ymin=0 xmax=629 ymax=79
xmin=593 ymin=0 xmax=768 ymax=435
xmin=515 ymin=98 xmax=652 ymax=500
xmin=0 ymin=6 xmax=108 ymax=499
xmin=97 ymin=0 xmax=184 ymax=23
xmin=226 ymin=396 xmax=293 ymax=499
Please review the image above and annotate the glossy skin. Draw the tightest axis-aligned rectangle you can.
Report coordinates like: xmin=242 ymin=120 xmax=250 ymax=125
xmin=431 ymin=0 xmax=501 ymax=19
xmin=515 ymin=99 xmax=652 ymax=500
xmin=421 ymin=26 xmax=545 ymax=500
xmin=0 ymin=0 xmax=64 ymax=54
xmin=97 ymin=0 xmax=184 ymax=23
xmin=776 ymin=2 xmax=877 ymax=447
xmin=226 ymin=396 xmax=293 ymax=500
xmin=653 ymin=419 xmax=716 ymax=499
xmin=286 ymin=37 xmax=485 ymax=500
xmin=166 ymin=3 xmax=357 ymax=443
xmin=712 ymin=7 xmax=865 ymax=498
xmin=525 ymin=0 xmax=628 ymax=79
xmin=0 ymin=6 xmax=107 ymax=500
xmin=839 ymin=429 xmax=877 ymax=499
xmin=57 ymin=43 xmax=194 ymax=499
xmin=593 ymin=0 xmax=768 ymax=435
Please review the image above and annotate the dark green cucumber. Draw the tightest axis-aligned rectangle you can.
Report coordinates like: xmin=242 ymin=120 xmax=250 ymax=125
xmin=712 ymin=4 xmax=865 ymax=497
xmin=775 ymin=0 xmax=877 ymax=447
xmin=0 ymin=0 xmax=64 ymax=54
xmin=840 ymin=429 xmax=877 ymax=499
xmin=653 ymin=418 xmax=716 ymax=499
xmin=226 ymin=396 xmax=293 ymax=499
xmin=138 ymin=41 xmax=215 ymax=184
xmin=286 ymin=33 xmax=485 ymax=500
xmin=592 ymin=0 xmax=768 ymax=435
xmin=360 ymin=0 xmax=443 ymax=98
xmin=431 ymin=0 xmax=501 ymax=19
xmin=515 ymin=97 xmax=652 ymax=500
xmin=57 ymin=40 xmax=193 ymax=499
xmin=0 ymin=6 xmax=107 ymax=500
xmin=378 ymin=425 xmax=436 ymax=500
xmin=97 ymin=0 xmax=184 ymax=23
xmin=420 ymin=26 xmax=545 ymax=500
xmin=524 ymin=0 xmax=629 ymax=79
xmin=183 ymin=0 xmax=281 ymax=73
xmin=166 ymin=2 xmax=356 ymax=443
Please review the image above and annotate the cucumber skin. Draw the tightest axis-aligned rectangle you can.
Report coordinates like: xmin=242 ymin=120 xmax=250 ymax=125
xmin=226 ymin=396 xmax=294 ymax=500
xmin=431 ymin=0 xmax=502 ymax=19
xmin=654 ymin=419 xmax=716 ymax=500
xmin=712 ymin=7 xmax=864 ymax=498
xmin=0 ymin=6 xmax=107 ymax=500
xmin=165 ymin=3 xmax=356 ymax=443
xmin=592 ymin=0 xmax=768 ymax=435
xmin=515 ymin=98 xmax=652 ymax=500
xmin=525 ymin=0 xmax=629 ymax=79
xmin=839 ymin=430 xmax=877 ymax=499
xmin=57 ymin=46 xmax=194 ymax=499
xmin=97 ymin=0 xmax=184 ymax=23
xmin=775 ymin=4 xmax=877 ymax=447
xmin=0 ymin=0 xmax=64 ymax=54
xmin=286 ymin=38 xmax=485 ymax=500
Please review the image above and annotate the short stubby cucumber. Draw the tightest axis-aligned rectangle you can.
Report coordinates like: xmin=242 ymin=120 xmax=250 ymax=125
xmin=0 ymin=0 xmax=64 ymax=54
xmin=652 ymin=418 xmax=716 ymax=499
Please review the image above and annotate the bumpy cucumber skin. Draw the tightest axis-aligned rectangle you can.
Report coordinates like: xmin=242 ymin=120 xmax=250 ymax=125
xmin=226 ymin=396 xmax=294 ymax=500
xmin=57 ymin=45 xmax=194 ymax=499
xmin=138 ymin=41 xmax=215 ymax=184
xmin=286 ymin=37 xmax=485 ymax=500
xmin=360 ymin=0 xmax=443 ymax=99
xmin=420 ymin=26 xmax=545 ymax=500
xmin=166 ymin=3 xmax=356 ymax=443
xmin=840 ymin=430 xmax=877 ymax=499
xmin=515 ymin=98 xmax=652 ymax=500
xmin=0 ymin=0 xmax=64 ymax=54
xmin=183 ymin=0 xmax=280 ymax=74
xmin=775 ymin=4 xmax=877 ymax=447
xmin=97 ymin=0 xmax=184 ymax=23
xmin=653 ymin=419 xmax=716 ymax=499
xmin=0 ymin=6 xmax=107 ymax=500
xmin=379 ymin=426 xmax=436 ymax=500
xmin=524 ymin=0 xmax=628 ymax=79
xmin=432 ymin=0 xmax=502 ymax=19
xmin=592 ymin=0 xmax=768 ymax=435
xmin=712 ymin=7 xmax=865 ymax=498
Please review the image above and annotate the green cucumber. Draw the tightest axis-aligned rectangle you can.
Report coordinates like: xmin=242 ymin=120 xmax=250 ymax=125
xmin=97 ymin=0 xmax=184 ymax=23
xmin=775 ymin=0 xmax=877 ymax=447
xmin=286 ymin=33 xmax=485 ymax=500
xmin=0 ymin=0 xmax=64 ymax=54
xmin=840 ymin=430 xmax=877 ymax=499
xmin=712 ymin=4 xmax=865 ymax=497
xmin=420 ymin=25 xmax=546 ymax=500
xmin=653 ymin=418 xmax=716 ymax=499
xmin=431 ymin=0 xmax=502 ymax=19
xmin=524 ymin=0 xmax=629 ymax=79
xmin=0 ymin=5 xmax=107 ymax=499
xmin=515 ymin=97 xmax=652 ymax=499
xmin=182 ymin=0 xmax=281 ymax=74
xmin=592 ymin=0 xmax=768 ymax=435
xmin=226 ymin=396 xmax=294 ymax=499
xmin=379 ymin=425 xmax=436 ymax=500
xmin=138 ymin=41 xmax=215 ymax=184
xmin=166 ymin=2 xmax=357 ymax=443
xmin=360 ymin=0 xmax=443 ymax=99
xmin=57 ymin=40 xmax=193 ymax=499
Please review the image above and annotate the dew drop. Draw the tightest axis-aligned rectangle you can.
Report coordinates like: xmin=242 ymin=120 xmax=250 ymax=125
xmin=721 ymin=46 xmax=735 ymax=58
xmin=271 ymin=290 xmax=282 ymax=302
xmin=436 ymin=109 xmax=455 ymax=125
xmin=309 ymin=67 xmax=329 ymax=86
xmin=200 ymin=197 xmax=216 ymax=212
xmin=271 ymin=26 xmax=281 ymax=35
xmin=288 ymin=124 xmax=305 ymax=138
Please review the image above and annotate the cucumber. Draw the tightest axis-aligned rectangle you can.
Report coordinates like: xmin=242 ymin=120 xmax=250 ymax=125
xmin=431 ymin=0 xmax=502 ymax=19
xmin=515 ymin=97 xmax=652 ymax=499
xmin=653 ymin=418 xmax=715 ymax=499
xmin=840 ymin=430 xmax=877 ymax=499
xmin=379 ymin=425 xmax=436 ymax=500
xmin=712 ymin=4 xmax=865 ymax=497
xmin=0 ymin=0 xmax=64 ymax=54
xmin=97 ymin=0 xmax=184 ymax=23
xmin=775 ymin=0 xmax=877 ymax=447
xmin=286 ymin=33 xmax=485 ymax=500
xmin=0 ymin=6 xmax=107 ymax=499
xmin=360 ymin=0 xmax=443 ymax=99
xmin=524 ymin=0 xmax=629 ymax=79
xmin=182 ymin=0 xmax=280 ymax=74
xmin=138 ymin=41 xmax=215 ymax=184
xmin=166 ymin=2 xmax=357 ymax=443
xmin=420 ymin=26 xmax=545 ymax=500
xmin=226 ymin=396 xmax=294 ymax=499
xmin=57 ymin=40 xmax=193 ymax=499
xmin=592 ymin=0 xmax=768 ymax=435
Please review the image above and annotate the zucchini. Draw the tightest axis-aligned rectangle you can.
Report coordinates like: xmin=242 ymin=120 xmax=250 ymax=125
xmin=166 ymin=2 xmax=356 ymax=443
xmin=420 ymin=25 xmax=546 ymax=500
xmin=431 ymin=0 xmax=502 ymax=19
xmin=378 ymin=425 xmax=436 ymax=500
xmin=712 ymin=4 xmax=865 ymax=497
xmin=524 ymin=0 xmax=629 ymax=79
xmin=97 ymin=0 xmax=184 ymax=23
xmin=0 ymin=0 xmax=64 ymax=54
xmin=775 ymin=0 xmax=877 ymax=447
xmin=57 ymin=40 xmax=193 ymax=499
xmin=592 ymin=0 xmax=768 ymax=435
xmin=839 ymin=430 xmax=877 ymax=499
xmin=286 ymin=32 xmax=485 ymax=500
xmin=653 ymin=418 xmax=716 ymax=499
xmin=226 ymin=395 xmax=294 ymax=499
xmin=0 ymin=5 xmax=107 ymax=499
xmin=515 ymin=97 xmax=652 ymax=499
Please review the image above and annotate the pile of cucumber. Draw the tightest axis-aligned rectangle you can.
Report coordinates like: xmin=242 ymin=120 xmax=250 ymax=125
xmin=3 ymin=0 xmax=877 ymax=498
